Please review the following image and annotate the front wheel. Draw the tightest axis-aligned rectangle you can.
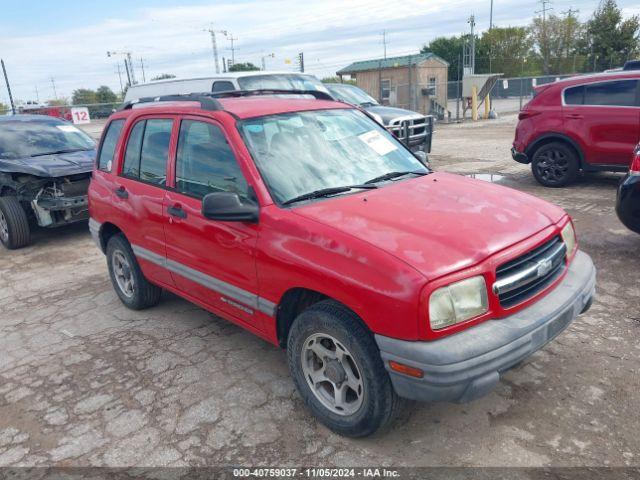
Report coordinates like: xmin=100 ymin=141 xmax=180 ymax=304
xmin=287 ymin=300 xmax=401 ymax=437
xmin=531 ymin=142 xmax=579 ymax=187
xmin=0 ymin=196 xmax=30 ymax=249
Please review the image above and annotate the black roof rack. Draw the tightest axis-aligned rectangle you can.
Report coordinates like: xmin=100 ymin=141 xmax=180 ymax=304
xmin=119 ymin=93 xmax=224 ymax=111
xmin=209 ymin=89 xmax=335 ymax=101
xmin=119 ymin=89 xmax=335 ymax=111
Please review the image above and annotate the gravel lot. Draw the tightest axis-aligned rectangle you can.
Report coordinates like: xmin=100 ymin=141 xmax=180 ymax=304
xmin=0 ymin=115 xmax=638 ymax=469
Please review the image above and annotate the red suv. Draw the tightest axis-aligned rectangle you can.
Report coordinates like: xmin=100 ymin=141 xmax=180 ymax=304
xmin=89 ymin=91 xmax=596 ymax=437
xmin=512 ymin=71 xmax=640 ymax=187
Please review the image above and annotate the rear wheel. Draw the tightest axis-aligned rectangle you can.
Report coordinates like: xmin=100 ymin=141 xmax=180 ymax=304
xmin=0 ymin=196 xmax=30 ymax=249
xmin=287 ymin=300 xmax=401 ymax=437
xmin=106 ymin=234 xmax=162 ymax=310
xmin=531 ymin=142 xmax=579 ymax=187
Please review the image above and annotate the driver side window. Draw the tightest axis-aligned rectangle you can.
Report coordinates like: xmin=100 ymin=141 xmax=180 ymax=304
xmin=175 ymin=120 xmax=249 ymax=199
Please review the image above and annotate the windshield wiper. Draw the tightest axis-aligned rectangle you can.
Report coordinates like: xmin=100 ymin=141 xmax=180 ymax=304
xmin=359 ymin=101 xmax=378 ymax=107
xmin=30 ymin=148 xmax=90 ymax=157
xmin=364 ymin=170 xmax=429 ymax=185
xmin=282 ymin=184 xmax=377 ymax=206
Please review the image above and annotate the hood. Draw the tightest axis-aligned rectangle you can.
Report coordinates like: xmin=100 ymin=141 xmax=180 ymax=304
xmin=292 ymin=172 xmax=566 ymax=280
xmin=0 ymin=149 xmax=96 ymax=177
xmin=365 ymin=105 xmax=423 ymax=124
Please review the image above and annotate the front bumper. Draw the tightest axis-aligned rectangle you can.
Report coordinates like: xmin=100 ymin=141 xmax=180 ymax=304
xmin=511 ymin=146 xmax=529 ymax=164
xmin=375 ymin=250 xmax=596 ymax=403
xmin=616 ymin=174 xmax=640 ymax=234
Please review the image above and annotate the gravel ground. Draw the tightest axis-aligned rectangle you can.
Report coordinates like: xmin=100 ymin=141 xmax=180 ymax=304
xmin=0 ymin=115 xmax=638 ymax=469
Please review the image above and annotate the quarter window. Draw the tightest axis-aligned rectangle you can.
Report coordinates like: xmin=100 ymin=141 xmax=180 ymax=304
xmin=97 ymin=119 xmax=124 ymax=171
xmin=212 ymin=81 xmax=235 ymax=92
xmin=121 ymin=119 xmax=172 ymax=186
xmin=584 ymin=80 xmax=638 ymax=107
xmin=564 ymin=85 xmax=584 ymax=105
xmin=175 ymin=120 xmax=248 ymax=199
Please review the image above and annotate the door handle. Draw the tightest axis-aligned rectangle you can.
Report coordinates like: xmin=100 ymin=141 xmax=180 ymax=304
xmin=114 ymin=186 xmax=128 ymax=199
xmin=168 ymin=204 xmax=187 ymax=219
xmin=566 ymin=113 xmax=583 ymax=119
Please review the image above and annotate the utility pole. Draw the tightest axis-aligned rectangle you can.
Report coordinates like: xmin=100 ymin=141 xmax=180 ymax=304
xmin=561 ymin=8 xmax=579 ymax=67
xmin=204 ymin=26 xmax=227 ymax=74
xmin=468 ymin=15 xmax=476 ymax=75
xmin=1 ymin=60 xmax=16 ymax=114
xmin=50 ymin=77 xmax=58 ymax=99
xmin=297 ymin=52 xmax=304 ymax=73
xmin=261 ymin=53 xmax=275 ymax=71
xmin=140 ymin=58 xmax=146 ymax=83
xmin=489 ymin=0 xmax=494 ymax=30
xmin=115 ymin=64 xmax=124 ymax=96
xmin=382 ymin=30 xmax=388 ymax=59
xmin=107 ymin=51 xmax=136 ymax=85
xmin=536 ymin=0 xmax=553 ymax=74
xmin=35 ymin=85 xmax=40 ymax=103
xmin=226 ymin=33 xmax=238 ymax=66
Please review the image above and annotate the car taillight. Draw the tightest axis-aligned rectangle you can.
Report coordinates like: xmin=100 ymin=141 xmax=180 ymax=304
xmin=630 ymin=146 xmax=640 ymax=175
xmin=518 ymin=110 xmax=541 ymax=120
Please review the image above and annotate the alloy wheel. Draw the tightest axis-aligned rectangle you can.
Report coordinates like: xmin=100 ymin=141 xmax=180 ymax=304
xmin=536 ymin=148 xmax=570 ymax=184
xmin=301 ymin=333 xmax=364 ymax=416
xmin=112 ymin=250 xmax=135 ymax=298
xmin=0 ymin=210 xmax=8 ymax=244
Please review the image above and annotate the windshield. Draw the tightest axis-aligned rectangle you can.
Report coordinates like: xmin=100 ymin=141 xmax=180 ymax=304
xmin=239 ymin=109 xmax=428 ymax=205
xmin=326 ymin=84 xmax=379 ymax=106
xmin=238 ymin=74 xmax=329 ymax=93
xmin=0 ymin=118 xmax=95 ymax=159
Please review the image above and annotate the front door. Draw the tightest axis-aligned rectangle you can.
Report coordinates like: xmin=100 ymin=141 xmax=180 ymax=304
xmin=163 ymin=117 xmax=262 ymax=330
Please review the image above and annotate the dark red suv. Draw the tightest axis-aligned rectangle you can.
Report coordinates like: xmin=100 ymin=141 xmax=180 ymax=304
xmin=89 ymin=91 xmax=596 ymax=436
xmin=512 ymin=71 xmax=640 ymax=187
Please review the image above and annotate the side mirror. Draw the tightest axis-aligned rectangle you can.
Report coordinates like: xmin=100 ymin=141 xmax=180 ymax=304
xmin=414 ymin=150 xmax=430 ymax=167
xmin=202 ymin=192 xmax=259 ymax=223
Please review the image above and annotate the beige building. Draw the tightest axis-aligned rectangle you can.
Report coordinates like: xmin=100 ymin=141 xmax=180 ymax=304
xmin=337 ymin=53 xmax=449 ymax=117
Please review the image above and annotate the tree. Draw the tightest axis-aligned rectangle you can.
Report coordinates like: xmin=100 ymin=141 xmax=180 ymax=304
xmin=321 ymin=76 xmax=355 ymax=85
xmin=421 ymin=36 xmax=466 ymax=80
xmin=72 ymin=89 xmax=97 ymax=105
xmin=477 ymin=26 xmax=534 ymax=76
xmin=586 ymin=0 xmax=640 ymax=70
xmin=531 ymin=13 xmax=586 ymax=74
xmin=228 ymin=62 xmax=260 ymax=72
xmin=0 ymin=102 xmax=8 ymax=113
xmin=151 ymin=73 xmax=176 ymax=81
xmin=95 ymin=86 xmax=117 ymax=104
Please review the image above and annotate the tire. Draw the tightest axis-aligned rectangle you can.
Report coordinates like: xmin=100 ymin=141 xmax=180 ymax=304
xmin=287 ymin=300 xmax=401 ymax=437
xmin=106 ymin=234 xmax=161 ymax=310
xmin=0 ymin=196 xmax=31 ymax=249
xmin=531 ymin=142 xmax=579 ymax=187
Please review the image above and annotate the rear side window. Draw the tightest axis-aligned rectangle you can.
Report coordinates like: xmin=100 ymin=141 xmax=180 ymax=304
xmin=212 ymin=81 xmax=235 ymax=92
xmin=120 ymin=119 xmax=173 ymax=186
xmin=175 ymin=120 xmax=248 ymax=199
xmin=564 ymin=85 xmax=584 ymax=105
xmin=584 ymin=80 xmax=638 ymax=107
xmin=97 ymin=119 xmax=124 ymax=171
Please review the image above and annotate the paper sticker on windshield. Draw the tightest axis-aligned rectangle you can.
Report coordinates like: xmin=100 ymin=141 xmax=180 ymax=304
xmin=56 ymin=125 xmax=80 ymax=133
xmin=358 ymin=130 xmax=397 ymax=156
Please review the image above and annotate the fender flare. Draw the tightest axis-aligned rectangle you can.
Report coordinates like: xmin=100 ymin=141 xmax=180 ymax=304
xmin=525 ymin=133 xmax=586 ymax=169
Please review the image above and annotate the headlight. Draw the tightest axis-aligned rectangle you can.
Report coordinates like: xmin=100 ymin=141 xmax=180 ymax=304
xmin=429 ymin=276 xmax=489 ymax=330
xmin=561 ymin=221 xmax=577 ymax=255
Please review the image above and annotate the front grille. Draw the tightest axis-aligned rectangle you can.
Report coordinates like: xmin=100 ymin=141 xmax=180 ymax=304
xmin=388 ymin=116 xmax=429 ymax=144
xmin=494 ymin=236 xmax=567 ymax=308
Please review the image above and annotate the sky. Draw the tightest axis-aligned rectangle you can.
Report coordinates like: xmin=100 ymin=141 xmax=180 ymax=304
xmin=1 ymin=0 xmax=639 ymax=104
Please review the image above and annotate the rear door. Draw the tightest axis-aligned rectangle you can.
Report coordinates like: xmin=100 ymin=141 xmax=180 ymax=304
xmin=562 ymin=79 xmax=640 ymax=166
xmin=112 ymin=115 xmax=176 ymax=286
xmin=163 ymin=116 xmax=262 ymax=330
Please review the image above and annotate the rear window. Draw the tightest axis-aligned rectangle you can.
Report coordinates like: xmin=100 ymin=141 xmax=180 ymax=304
xmin=566 ymin=80 xmax=638 ymax=107
xmin=564 ymin=85 xmax=584 ymax=105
